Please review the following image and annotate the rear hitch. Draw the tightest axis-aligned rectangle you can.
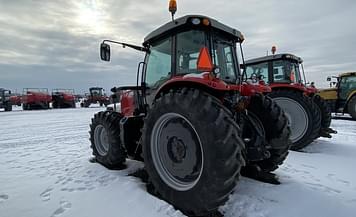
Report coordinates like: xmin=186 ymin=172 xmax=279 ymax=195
xmin=241 ymin=165 xmax=281 ymax=185
xmin=326 ymin=127 xmax=337 ymax=134
xmin=320 ymin=127 xmax=337 ymax=138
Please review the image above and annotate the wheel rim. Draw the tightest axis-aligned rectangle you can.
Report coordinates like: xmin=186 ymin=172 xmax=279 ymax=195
xmin=273 ymin=97 xmax=309 ymax=142
xmin=94 ymin=125 xmax=109 ymax=156
xmin=150 ymin=113 xmax=203 ymax=191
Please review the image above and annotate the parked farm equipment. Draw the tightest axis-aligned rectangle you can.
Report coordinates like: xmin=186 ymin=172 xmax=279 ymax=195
xmin=319 ymin=72 xmax=356 ymax=120
xmin=80 ymin=87 xmax=109 ymax=107
xmin=88 ymin=3 xmax=291 ymax=215
xmin=52 ymin=89 xmax=76 ymax=108
xmin=244 ymin=50 xmax=335 ymax=150
xmin=22 ymin=88 xmax=51 ymax=110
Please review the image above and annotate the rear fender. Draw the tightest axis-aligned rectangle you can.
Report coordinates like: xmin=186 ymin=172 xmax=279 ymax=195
xmin=239 ymin=83 xmax=271 ymax=97
xmin=154 ymin=74 xmax=232 ymax=100
xmin=270 ymin=85 xmax=306 ymax=96
xmin=120 ymin=90 xmax=136 ymax=117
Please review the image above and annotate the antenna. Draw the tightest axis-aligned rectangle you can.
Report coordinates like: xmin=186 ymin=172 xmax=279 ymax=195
xmin=169 ymin=0 xmax=177 ymax=21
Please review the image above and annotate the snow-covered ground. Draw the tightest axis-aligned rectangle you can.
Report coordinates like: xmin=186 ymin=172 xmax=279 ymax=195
xmin=0 ymin=107 xmax=355 ymax=217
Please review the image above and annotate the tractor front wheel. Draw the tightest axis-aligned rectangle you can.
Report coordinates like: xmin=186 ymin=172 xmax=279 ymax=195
xmin=313 ymin=95 xmax=332 ymax=135
xmin=142 ymin=88 xmax=245 ymax=216
xmin=348 ymin=95 xmax=356 ymax=120
xmin=246 ymin=94 xmax=291 ymax=172
xmin=89 ymin=111 xmax=127 ymax=169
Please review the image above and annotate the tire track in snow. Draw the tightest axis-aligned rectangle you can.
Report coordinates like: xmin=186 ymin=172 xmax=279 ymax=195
xmin=0 ymin=194 xmax=9 ymax=203
xmin=50 ymin=200 xmax=72 ymax=217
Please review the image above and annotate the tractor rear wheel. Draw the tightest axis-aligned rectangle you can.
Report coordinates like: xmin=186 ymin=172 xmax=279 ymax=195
xmin=89 ymin=111 xmax=127 ymax=169
xmin=269 ymin=90 xmax=321 ymax=150
xmin=246 ymin=94 xmax=291 ymax=172
xmin=348 ymin=95 xmax=356 ymax=120
xmin=142 ymin=88 xmax=245 ymax=216
xmin=313 ymin=95 xmax=332 ymax=133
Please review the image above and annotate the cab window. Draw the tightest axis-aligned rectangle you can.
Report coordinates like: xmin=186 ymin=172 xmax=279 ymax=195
xmin=212 ymin=41 xmax=237 ymax=83
xmin=145 ymin=37 xmax=172 ymax=88
xmin=273 ymin=60 xmax=288 ymax=82
xmin=176 ymin=30 xmax=206 ymax=75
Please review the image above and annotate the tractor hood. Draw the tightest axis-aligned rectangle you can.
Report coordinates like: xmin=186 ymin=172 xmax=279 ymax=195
xmin=317 ymin=88 xmax=337 ymax=100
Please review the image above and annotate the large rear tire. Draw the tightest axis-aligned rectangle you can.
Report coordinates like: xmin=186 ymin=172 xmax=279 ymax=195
xmin=142 ymin=88 xmax=245 ymax=216
xmin=269 ymin=90 xmax=321 ymax=150
xmin=89 ymin=111 xmax=127 ymax=169
xmin=246 ymin=94 xmax=291 ymax=172
xmin=348 ymin=95 xmax=356 ymax=120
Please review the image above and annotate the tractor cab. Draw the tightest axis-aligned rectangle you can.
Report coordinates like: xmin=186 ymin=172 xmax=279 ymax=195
xmin=337 ymin=72 xmax=356 ymax=101
xmin=0 ymin=88 xmax=11 ymax=99
xmin=89 ymin=87 xmax=105 ymax=97
xmin=143 ymin=15 xmax=242 ymax=89
xmin=245 ymin=53 xmax=305 ymax=87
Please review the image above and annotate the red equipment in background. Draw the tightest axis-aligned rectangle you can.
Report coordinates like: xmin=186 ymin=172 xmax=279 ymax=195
xmin=22 ymin=88 xmax=51 ymax=110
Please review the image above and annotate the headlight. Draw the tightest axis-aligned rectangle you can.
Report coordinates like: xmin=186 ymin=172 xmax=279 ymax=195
xmin=191 ymin=18 xmax=201 ymax=25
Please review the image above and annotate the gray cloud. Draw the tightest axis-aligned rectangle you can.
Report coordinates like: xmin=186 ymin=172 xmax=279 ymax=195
xmin=0 ymin=0 xmax=355 ymax=93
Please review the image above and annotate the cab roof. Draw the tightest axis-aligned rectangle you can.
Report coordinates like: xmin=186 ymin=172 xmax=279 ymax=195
xmin=143 ymin=15 xmax=244 ymax=46
xmin=340 ymin=72 xmax=356 ymax=77
xmin=245 ymin=53 xmax=303 ymax=65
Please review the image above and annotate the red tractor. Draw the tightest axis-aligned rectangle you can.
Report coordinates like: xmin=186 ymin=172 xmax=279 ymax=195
xmin=51 ymin=89 xmax=76 ymax=108
xmin=244 ymin=51 xmax=335 ymax=150
xmin=80 ymin=87 xmax=109 ymax=107
xmin=22 ymin=88 xmax=51 ymax=110
xmin=89 ymin=8 xmax=291 ymax=216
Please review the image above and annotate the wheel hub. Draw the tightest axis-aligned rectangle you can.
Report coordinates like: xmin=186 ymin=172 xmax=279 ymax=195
xmin=168 ymin=136 xmax=187 ymax=163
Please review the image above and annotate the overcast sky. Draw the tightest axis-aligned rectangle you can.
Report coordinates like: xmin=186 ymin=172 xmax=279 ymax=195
xmin=1 ymin=0 xmax=355 ymax=94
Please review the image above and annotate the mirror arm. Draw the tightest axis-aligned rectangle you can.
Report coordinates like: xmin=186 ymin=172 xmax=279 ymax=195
xmin=102 ymin=40 xmax=148 ymax=52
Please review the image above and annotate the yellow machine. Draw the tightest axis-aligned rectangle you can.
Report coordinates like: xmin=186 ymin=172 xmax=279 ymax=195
xmin=318 ymin=72 xmax=356 ymax=120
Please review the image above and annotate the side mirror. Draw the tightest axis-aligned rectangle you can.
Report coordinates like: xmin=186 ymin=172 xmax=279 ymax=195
xmin=100 ymin=43 xmax=111 ymax=61
xmin=240 ymin=64 xmax=245 ymax=70
xmin=326 ymin=76 xmax=331 ymax=82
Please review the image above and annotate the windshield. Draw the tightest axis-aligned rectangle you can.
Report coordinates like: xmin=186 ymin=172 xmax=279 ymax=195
xmin=339 ymin=75 xmax=356 ymax=99
xmin=91 ymin=89 xmax=103 ymax=96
